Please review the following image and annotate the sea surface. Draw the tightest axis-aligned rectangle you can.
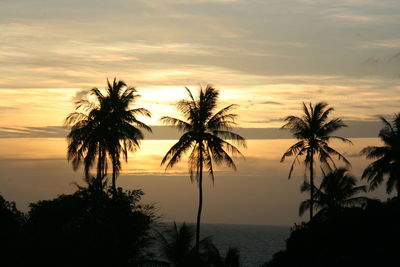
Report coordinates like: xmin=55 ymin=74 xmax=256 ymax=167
xmin=156 ymin=223 xmax=290 ymax=267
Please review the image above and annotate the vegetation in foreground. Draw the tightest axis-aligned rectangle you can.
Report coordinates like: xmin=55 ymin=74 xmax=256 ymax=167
xmin=265 ymin=198 xmax=400 ymax=267
xmin=265 ymin=113 xmax=400 ymax=266
xmin=0 ymin=183 xmax=155 ymax=266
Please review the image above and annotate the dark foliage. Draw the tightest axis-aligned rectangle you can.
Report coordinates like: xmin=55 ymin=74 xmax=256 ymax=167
xmin=158 ymin=222 xmax=241 ymax=267
xmin=361 ymin=114 xmax=400 ymax=196
xmin=3 ymin=187 xmax=155 ymax=266
xmin=0 ymin=195 xmax=25 ymax=265
xmin=299 ymin=167 xmax=368 ymax=216
xmin=265 ymin=198 xmax=400 ymax=267
xmin=65 ymin=78 xmax=151 ymax=194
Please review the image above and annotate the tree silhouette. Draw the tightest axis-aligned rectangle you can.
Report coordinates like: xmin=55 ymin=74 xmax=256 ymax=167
xmin=299 ymin=168 xmax=367 ymax=216
xmin=207 ymin=244 xmax=241 ymax=267
xmin=158 ymin=222 xmax=210 ymax=266
xmin=159 ymin=222 xmax=241 ymax=267
xmin=0 ymin=194 xmax=25 ymax=266
xmin=23 ymin=187 xmax=154 ymax=266
xmin=281 ymin=102 xmax=351 ymax=220
xmin=361 ymin=114 xmax=400 ymax=196
xmin=161 ymin=85 xmax=245 ymax=251
xmin=65 ymin=78 xmax=151 ymax=194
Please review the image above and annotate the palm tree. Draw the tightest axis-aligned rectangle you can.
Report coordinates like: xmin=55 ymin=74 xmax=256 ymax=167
xmin=159 ymin=222 xmax=240 ymax=267
xmin=360 ymin=114 xmax=400 ymax=197
xmin=65 ymin=78 xmax=151 ymax=194
xmin=281 ymin=102 xmax=351 ymax=220
xmin=299 ymin=168 xmax=367 ymax=216
xmin=161 ymin=85 xmax=246 ymax=251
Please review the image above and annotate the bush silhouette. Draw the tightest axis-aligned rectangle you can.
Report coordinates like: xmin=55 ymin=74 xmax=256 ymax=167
xmin=21 ymin=187 xmax=155 ymax=266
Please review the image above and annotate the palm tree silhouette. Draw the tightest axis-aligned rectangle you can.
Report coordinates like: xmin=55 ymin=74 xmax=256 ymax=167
xmin=158 ymin=222 xmax=209 ymax=266
xmin=299 ymin=167 xmax=367 ymax=216
xmin=159 ymin=222 xmax=240 ymax=267
xmin=360 ymin=114 xmax=400 ymax=197
xmin=65 ymin=78 xmax=151 ymax=194
xmin=161 ymin=85 xmax=245 ymax=251
xmin=281 ymin=102 xmax=351 ymax=220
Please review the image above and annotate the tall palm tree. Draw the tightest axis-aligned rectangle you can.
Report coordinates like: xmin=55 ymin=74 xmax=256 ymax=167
xmin=161 ymin=85 xmax=246 ymax=251
xmin=65 ymin=78 xmax=151 ymax=194
xmin=281 ymin=102 xmax=351 ymax=220
xmin=360 ymin=114 xmax=400 ymax=196
xmin=299 ymin=168 xmax=367 ymax=216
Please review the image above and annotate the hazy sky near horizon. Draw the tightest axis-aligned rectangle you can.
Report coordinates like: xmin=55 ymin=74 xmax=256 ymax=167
xmin=0 ymin=0 xmax=399 ymax=225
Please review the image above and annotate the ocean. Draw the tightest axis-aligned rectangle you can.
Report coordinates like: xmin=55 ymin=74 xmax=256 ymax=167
xmin=156 ymin=223 xmax=290 ymax=267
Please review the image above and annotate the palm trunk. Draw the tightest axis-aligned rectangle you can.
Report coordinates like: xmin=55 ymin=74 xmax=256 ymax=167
xmin=97 ymin=147 xmax=102 ymax=183
xmin=96 ymin=146 xmax=105 ymax=193
xmin=112 ymin=160 xmax=117 ymax=198
xmin=309 ymin=150 xmax=314 ymax=220
xmin=195 ymin=151 xmax=204 ymax=253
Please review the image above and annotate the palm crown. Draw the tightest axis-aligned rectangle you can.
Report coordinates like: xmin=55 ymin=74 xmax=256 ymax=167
xmin=361 ymin=114 xmax=400 ymax=196
xmin=281 ymin=102 xmax=351 ymax=176
xmin=65 ymin=78 xmax=151 ymax=193
xmin=299 ymin=168 xmax=367 ymax=216
xmin=161 ymin=86 xmax=246 ymax=181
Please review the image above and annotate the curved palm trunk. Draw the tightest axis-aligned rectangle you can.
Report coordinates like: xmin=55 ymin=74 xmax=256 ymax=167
xmin=309 ymin=150 xmax=314 ymax=220
xmin=195 ymin=150 xmax=204 ymax=253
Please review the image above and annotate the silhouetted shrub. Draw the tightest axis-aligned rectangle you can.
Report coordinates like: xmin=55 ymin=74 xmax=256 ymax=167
xmin=158 ymin=222 xmax=241 ymax=267
xmin=0 ymin=194 xmax=25 ymax=265
xmin=265 ymin=198 xmax=400 ymax=267
xmin=20 ymin=187 xmax=155 ymax=266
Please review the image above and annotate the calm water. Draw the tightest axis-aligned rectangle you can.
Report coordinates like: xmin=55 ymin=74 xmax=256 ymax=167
xmin=156 ymin=223 xmax=290 ymax=267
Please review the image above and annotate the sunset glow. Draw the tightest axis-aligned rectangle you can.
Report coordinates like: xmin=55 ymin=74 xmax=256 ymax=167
xmin=1 ymin=0 xmax=400 ymax=226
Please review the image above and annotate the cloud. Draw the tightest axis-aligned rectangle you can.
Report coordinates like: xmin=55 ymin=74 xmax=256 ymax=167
xmin=0 ymin=121 xmax=384 ymax=139
xmin=72 ymin=89 xmax=90 ymax=102
xmin=0 ymin=106 xmax=18 ymax=111
xmin=332 ymin=14 xmax=375 ymax=22
xmin=360 ymin=39 xmax=400 ymax=49
xmin=261 ymin=101 xmax=284 ymax=105
xmin=363 ymin=56 xmax=380 ymax=65
xmin=389 ymin=51 xmax=400 ymax=61
xmin=0 ymin=126 xmax=69 ymax=138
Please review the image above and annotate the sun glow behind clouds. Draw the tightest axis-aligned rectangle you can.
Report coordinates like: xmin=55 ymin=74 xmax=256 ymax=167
xmin=0 ymin=137 xmax=388 ymax=225
xmin=1 ymin=0 xmax=400 ymax=225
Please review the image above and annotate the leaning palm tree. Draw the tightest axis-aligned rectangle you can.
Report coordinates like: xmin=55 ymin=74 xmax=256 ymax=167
xmin=161 ymin=85 xmax=246 ymax=251
xmin=360 ymin=114 xmax=400 ymax=197
xmin=281 ymin=102 xmax=351 ymax=220
xmin=65 ymin=78 xmax=151 ymax=194
xmin=299 ymin=168 xmax=367 ymax=217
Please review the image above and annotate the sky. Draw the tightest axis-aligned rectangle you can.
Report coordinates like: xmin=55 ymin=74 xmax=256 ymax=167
xmin=0 ymin=0 xmax=399 ymax=225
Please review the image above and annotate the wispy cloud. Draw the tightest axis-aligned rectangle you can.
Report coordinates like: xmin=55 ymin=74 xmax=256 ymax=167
xmin=332 ymin=14 xmax=375 ymax=22
xmin=359 ymin=39 xmax=400 ymax=49
xmin=0 ymin=121 xmax=383 ymax=139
